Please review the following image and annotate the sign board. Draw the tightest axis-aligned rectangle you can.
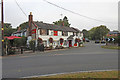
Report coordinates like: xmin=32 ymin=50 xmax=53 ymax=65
xmin=106 ymin=38 xmax=115 ymax=42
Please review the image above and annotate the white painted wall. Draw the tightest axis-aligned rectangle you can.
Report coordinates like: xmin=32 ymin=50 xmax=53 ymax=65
xmin=68 ymin=32 xmax=73 ymax=36
xmin=25 ymin=28 xmax=83 ymax=48
xmin=49 ymin=30 xmax=54 ymax=36
xmin=58 ymin=31 xmax=62 ymax=36
xmin=12 ymin=31 xmax=27 ymax=37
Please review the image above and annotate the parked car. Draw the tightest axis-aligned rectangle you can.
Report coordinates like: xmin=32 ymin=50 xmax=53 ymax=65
xmin=95 ymin=40 xmax=100 ymax=43
xmin=101 ymin=40 xmax=106 ymax=44
xmin=85 ymin=38 xmax=90 ymax=42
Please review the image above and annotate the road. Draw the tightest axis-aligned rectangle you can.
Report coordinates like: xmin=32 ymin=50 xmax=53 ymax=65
xmin=2 ymin=42 xmax=118 ymax=78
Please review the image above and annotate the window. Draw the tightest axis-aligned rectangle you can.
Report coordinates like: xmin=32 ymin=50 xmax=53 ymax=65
xmin=54 ymin=31 xmax=58 ymax=36
xmin=40 ymin=29 xmax=47 ymax=35
xmin=73 ymin=32 xmax=75 ymax=36
xmin=64 ymin=40 xmax=67 ymax=46
xmin=47 ymin=30 xmax=49 ymax=35
xmin=76 ymin=33 xmax=78 ymax=36
xmin=51 ymin=31 xmax=54 ymax=36
xmin=62 ymin=31 xmax=68 ymax=36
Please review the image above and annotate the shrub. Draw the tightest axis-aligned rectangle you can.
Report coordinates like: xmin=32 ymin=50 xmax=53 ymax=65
xmin=14 ymin=38 xmax=21 ymax=47
xmin=49 ymin=46 xmax=53 ymax=50
xmin=29 ymin=40 xmax=36 ymax=52
xmin=14 ymin=36 xmax=27 ymax=47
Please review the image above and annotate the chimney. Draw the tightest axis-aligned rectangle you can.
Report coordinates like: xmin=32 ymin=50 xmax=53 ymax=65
xmin=28 ymin=12 xmax=33 ymax=36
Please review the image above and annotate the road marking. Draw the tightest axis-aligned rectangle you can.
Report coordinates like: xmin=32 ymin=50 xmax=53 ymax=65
xmin=22 ymin=69 xmax=117 ymax=78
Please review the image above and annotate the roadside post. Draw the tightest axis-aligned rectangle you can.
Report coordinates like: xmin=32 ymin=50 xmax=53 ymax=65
xmin=21 ymin=46 xmax=23 ymax=54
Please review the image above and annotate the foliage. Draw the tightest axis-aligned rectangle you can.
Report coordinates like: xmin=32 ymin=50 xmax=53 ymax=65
xmin=4 ymin=23 xmax=17 ymax=36
xmin=49 ymin=45 xmax=53 ymax=50
xmin=82 ymin=29 xmax=89 ymax=38
xmin=4 ymin=38 xmax=10 ymax=48
xmin=17 ymin=22 xmax=29 ymax=30
xmin=14 ymin=36 xmax=27 ymax=47
xmin=53 ymin=16 xmax=71 ymax=27
xmin=29 ymin=40 xmax=35 ymax=51
xmin=17 ymin=21 xmax=43 ymax=30
xmin=88 ymin=25 xmax=110 ymax=40
xmin=101 ymin=45 xmax=120 ymax=50
xmin=39 ymin=71 xmax=118 ymax=78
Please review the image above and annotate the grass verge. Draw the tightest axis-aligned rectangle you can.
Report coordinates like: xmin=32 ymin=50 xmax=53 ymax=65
xmin=37 ymin=71 xmax=118 ymax=78
xmin=101 ymin=45 xmax=120 ymax=50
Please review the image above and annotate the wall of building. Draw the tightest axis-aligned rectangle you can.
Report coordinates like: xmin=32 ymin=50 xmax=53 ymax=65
xmin=12 ymin=31 xmax=27 ymax=37
xmin=68 ymin=32 xmax=73 ymax=36
xmin=37 ymin=30 xmax=83 ymax=48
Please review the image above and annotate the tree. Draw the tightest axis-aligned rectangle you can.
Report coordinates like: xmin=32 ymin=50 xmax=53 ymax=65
xmin=17 ymin=22 xmax=29 ymax=30
xmin=53 ymin=16 xmax=71 ymax=27
xmin=4 ymin=23 xmax=17 ymax=36
xmin=89 ymin=27 xmax=97 ymax=40
xmin=14 ymin=36 xmax=27 ymax=47
xmin=89 ymin=25 xmax=110 ymax=40
xmin=82 ymin=29 xmax=89 ymax=38
xmin=17 ymin=21 xmax=43 ymax=30
xmin=29 ymin=40 xmax=35 ymax=52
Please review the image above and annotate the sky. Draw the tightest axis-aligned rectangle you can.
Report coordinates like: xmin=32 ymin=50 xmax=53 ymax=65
xmin=1 ymin=0 xmax=119 ymax=31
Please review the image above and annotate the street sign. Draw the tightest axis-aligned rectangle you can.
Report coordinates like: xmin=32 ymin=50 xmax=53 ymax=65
xmin=108 ymin=38 xmax=110 ymax=41
xmin=106 ymin=38 xmax=115 ymax=42
xmin=112 ymin=38 xmax=115 ymax=41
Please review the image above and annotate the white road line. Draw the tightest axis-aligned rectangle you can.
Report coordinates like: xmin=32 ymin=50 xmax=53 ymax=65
xmin=22 ymin=69 xmax=117 ymax=78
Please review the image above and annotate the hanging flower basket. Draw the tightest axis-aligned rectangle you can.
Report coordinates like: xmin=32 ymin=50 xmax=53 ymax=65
xmin=60 ymin=38 xmax=64 ymax=45
xmin=49 ymin=38 xmax=53 ymax=43
xmin=38 ymin=38 xmax=43 ymax=43
xmin=77 ymin=38 xmax=81 ymax=43
xmin=75 ymin=38 xmax=78 ymax=43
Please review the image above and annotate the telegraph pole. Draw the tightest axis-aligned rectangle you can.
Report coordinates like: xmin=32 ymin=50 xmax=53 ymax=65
xmin=1 ymin=0 xmax=4 ymax=56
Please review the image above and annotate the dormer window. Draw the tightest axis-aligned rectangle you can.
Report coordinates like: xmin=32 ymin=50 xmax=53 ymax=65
xmin=76 ymin=33 xmax=78 ymax=36
xmin=40 ymin=29 xmax=47 ymax=35
xmin=62 ymin=31 xmax=68 ymax=36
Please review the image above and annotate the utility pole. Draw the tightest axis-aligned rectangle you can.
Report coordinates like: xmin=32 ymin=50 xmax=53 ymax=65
xmin=1 ymin=0 xmax=4 ymax=56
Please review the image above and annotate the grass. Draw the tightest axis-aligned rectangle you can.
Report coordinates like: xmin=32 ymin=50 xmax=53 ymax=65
xmin=37 ymin=71 xmax=118 ymax=78
xmin=20 ymin=71 xmax=119 ymax=80
xmin=101 ymin=45 xmax=120 ymax=50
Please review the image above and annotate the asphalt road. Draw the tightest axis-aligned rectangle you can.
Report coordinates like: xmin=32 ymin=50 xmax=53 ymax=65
xmin=2 ymin=42 xmax=118 ymax=78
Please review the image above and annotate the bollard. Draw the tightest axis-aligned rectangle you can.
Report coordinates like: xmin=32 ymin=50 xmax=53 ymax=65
xmin=21 ymin=47 xmax=23 ymax=54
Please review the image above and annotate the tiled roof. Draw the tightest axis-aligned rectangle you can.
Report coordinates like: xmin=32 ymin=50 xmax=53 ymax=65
xmin=13 ymin=21 xmax=80 ymax=34
xmin=71 ymin=27 xmax=81 ymax=32
xmin=67 ymin=35 xmax=74 ymax=40
xmin=13 ymin=29 xmax=27 ymax=34
xmin=34 ymin=22 xmax=78 ymax=32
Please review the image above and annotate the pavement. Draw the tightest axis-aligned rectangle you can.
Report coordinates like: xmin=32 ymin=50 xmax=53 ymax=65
xmin=2 ymin=41 xmax=118 ymax=78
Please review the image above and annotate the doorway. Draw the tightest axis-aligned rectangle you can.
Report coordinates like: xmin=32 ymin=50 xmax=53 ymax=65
xmin=69 ymin=40 xmax=72 ymax=47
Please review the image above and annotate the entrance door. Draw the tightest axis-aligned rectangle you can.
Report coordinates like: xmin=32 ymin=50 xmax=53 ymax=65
xmin=69 ymin=40 xmax=72 ymax=47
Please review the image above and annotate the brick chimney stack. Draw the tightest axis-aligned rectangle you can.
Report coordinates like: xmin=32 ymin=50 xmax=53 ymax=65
xmin=28 ymin=12 xmax=33 ymax=36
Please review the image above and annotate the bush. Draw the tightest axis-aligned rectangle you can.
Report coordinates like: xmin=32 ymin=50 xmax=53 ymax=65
xmin=59 ymin=46 xmax=64 ymax=49
xmin=79 ymin=42 xmax=83 ymax=44
xmin=29 ymin=40 xmax=35 ymax=52
xmin=8 ymin=47 xmax=15 ymax=55
xmin=14 ymin=36 xmax=27 ymax=47
xmin=49 ymin=46 xmax=53 ymax=50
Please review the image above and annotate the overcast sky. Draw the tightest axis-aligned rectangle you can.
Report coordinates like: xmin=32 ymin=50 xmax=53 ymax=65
xmin=1 ymin=0 xmax=119 ymax=31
